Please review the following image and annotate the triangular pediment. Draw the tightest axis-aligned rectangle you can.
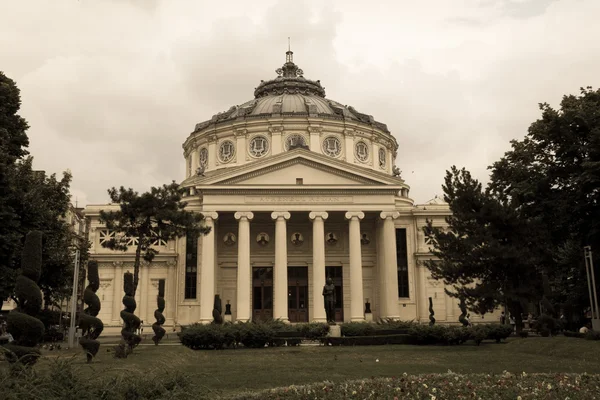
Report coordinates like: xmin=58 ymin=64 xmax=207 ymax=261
xmin=185 ymin=149 xmax=405 ymax=188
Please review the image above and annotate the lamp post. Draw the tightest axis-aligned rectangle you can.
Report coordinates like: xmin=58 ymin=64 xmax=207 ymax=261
xmin=68 ymin=249 xmax=80 ymax=348
xmin=584 ymin=246 xmax=600 ymax=330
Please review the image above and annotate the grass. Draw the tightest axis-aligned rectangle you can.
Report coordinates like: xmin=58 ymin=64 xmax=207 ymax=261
xmin=3 ymin=336 xmax=600 ymax=398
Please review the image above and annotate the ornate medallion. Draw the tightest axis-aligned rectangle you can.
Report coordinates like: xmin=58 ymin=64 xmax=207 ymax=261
xmin=218 ymin=140 xmax=235 ymax=163
xmin=291 ymin=232 xmax=304 ymax=246
xmin=199 ymin=147 xmax=209 ymax=167
xmin=355 ymin=141 xmax=369 ymax=162
xmin=249 ymin=136 xmax=269 ymax=157
xmin=256 ymin=232 xmax=270 ymax=246
xmin=285 ymin=134 xmax=307 ymax=150
xmin=360 ymin=232 xmax=371 ymax=245
xmin=326 ymin=232 xmax=338 ymax=245
xmin=322 ymin=136 xmax=342 ymax=157
xmin=223 ymin=232 xmax=237 ymax=246
xmin=378 ymin=148 xmax=386 ymax=169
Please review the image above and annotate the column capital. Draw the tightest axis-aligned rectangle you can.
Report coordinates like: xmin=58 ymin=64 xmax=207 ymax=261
xmin=271 ymin=211 xmax=291 ymax=220
xmin=345 ymin=211 xmax=365 ymax=221
xmin=380 ymin=211 xmax=400 ymax=220
xmin=234 ymin=211 xmax=254 ymax=221
xmin=202 ymin=211 xmax=219 ymax=221
xmin=309 ymin=211 xmax=329 ymax=221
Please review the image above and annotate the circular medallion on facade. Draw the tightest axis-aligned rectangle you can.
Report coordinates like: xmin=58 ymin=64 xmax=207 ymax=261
xmin=223 ymin=232 xmax=237 ymax=246
xmin=355 ymin=141 xmax=369 ymax=163
xmin=218 ymin=140 xmax=235 ymax=163
xmin=199 ymin=147 xmax=209 ymax=167
xmin=256 ymin=232 xmax=270 ymax=246
xmin=378 ymin=148 xmax=386 ymax=169
xmin=291 ymin=232 xmax=304 ymax=246
xmin=285 ymin=134 xmax=307 ymax=150
xmin=322 ymin=136 xmax=342 ymax=157
xmin=360 ymin=232 xmax=371 ymax=245
xmin=326 ymin=232 xmax=338 ymax=245
xmin=249 ymin=135 xmax=269 ymax=158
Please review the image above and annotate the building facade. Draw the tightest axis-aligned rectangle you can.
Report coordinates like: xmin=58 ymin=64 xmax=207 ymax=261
xmin=84 ymin=51 xmax=474 ymax=333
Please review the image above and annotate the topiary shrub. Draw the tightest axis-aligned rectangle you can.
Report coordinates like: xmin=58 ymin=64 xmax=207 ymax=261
xmin=4 ymin=231 xmax=45 ymax=365
xmin=341 ymin=322 xmax=375 ymax=337
xmin=458 ymin=298 xmax=469 ymax=327
xmin=470 ymin=325 xmax=488 ymax=346
xmin=239 ymin=322 xmax=275 ymax=348
xmin=152 ymin=280 xmax=166 ymax=346
xmin=115 ymin=272 xmax=141 ymax=358
xmin=178 ymin=323 xmax=235 ymax=350
xmin=533 ymin=314 xmax=562 ymax=336
xmin=212 ymin=294 xmax=223 ymax=325
xmin=483 ymin=324 xmax=513 ymax=342
xmin=78 ymin=260 xmax=104 ymax=362
xmin=298 ymin=322 xmax=330 ymax=340
xmin=428 ymin=297 xmax=435 ymax=326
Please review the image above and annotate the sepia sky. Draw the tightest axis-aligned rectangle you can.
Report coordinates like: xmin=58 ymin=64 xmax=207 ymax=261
xmin=1 ymin=0 xmax=599 ymax=206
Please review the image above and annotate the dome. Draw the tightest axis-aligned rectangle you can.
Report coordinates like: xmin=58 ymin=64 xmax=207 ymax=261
xmin=183 ymin=50 xmax=399 ymax=179
xmin=192 ymin=51 xmax=390 ymax=134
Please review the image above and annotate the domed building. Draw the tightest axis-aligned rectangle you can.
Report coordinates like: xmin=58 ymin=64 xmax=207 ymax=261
xmin=85 ymin=51 xmax=462 ymax=332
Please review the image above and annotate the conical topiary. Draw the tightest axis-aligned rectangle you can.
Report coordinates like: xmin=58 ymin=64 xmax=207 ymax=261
xmin=152 ymin=279 xmax=166 ymax=345
xmin=115 ymin=272 xmax=141 ymax=358
xmin=78 ymin=260 xmax=104 ymax=362
xmin=4 ymin=231 xmax=45 ymax=365
xmin=212 ymin=294 xmax=223 ymax=324
xmin=458 ymin=298 xmax=469 ymax=327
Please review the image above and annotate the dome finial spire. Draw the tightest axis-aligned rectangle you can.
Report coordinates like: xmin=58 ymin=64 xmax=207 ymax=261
xmin=286 ymin=37 xmax=293 ymax=63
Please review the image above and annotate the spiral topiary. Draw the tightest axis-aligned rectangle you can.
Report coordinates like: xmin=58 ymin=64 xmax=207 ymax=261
xmin=78 ymin=260 xmax=104 ymax=362
xmin=152 ymin=279 xmax=166 ymax=345
xmin=428 ymin=296 xmax=436 ymax=326
xmin=4 ymin=231 xmax=45 ymax=365
xmin=115 ymin=272 xmax=141 ymax=358
xmin=458 ymin=298 xmax=469 ymax=327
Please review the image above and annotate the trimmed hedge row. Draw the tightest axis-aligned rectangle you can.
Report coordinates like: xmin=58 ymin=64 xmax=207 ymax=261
xmin=564 ymin=330 xmax=600 ymax=340
xmin=179 ymin=321 xmax=330 ymax=350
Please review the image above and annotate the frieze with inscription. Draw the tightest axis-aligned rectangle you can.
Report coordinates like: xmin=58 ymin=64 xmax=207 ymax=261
xmin=245 ymin=196 xmax=353 ymax=204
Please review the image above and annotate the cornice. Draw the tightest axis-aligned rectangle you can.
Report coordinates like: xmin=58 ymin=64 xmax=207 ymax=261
xmin=198 ymin=188 xmax=400 ymax=196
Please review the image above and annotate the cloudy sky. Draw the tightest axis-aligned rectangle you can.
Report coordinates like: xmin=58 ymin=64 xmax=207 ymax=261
xmin=1 ymin=0 xmax=598 ymax=206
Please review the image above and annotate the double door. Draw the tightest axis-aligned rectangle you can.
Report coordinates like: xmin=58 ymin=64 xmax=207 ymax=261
xmin=326 ymin=266 xmax=344 ymax=322
xmin=288 ymin=267 xmax=308 ymax=323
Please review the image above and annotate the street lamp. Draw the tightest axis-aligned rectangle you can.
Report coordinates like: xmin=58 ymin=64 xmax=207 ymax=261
xmin=584 ymin=246 xmax=600 ymax=330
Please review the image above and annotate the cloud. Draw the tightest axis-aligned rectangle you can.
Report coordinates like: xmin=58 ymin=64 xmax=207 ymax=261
xmin=1 ymin=0 xmax=599 ymax=205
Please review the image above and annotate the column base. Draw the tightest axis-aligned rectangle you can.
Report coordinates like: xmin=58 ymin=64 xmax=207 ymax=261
xmin=365 ymin=313 xmax=373 ymax=322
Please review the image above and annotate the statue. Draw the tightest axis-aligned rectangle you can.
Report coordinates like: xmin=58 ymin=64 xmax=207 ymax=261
xmin=196 ymin=165 xmax=205 ymax=177
xmin=392 ymin=165 xmax=402 ymax=177
xmin=322 ymin=278 xmax=337 ymax=325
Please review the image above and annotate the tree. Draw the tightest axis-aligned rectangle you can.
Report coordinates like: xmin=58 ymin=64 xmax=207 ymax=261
xmin=0 ymin=72 xmax=75 ymax=312
xmin=78 ymin=260 xmax=103 ymax=363
xmin=424 ymin=166 xmax=545 ymax=332
xmin=489 ymin=87 xmax=600 ymax=324
xmin=99 ymin=183 xmax=210 ymax=296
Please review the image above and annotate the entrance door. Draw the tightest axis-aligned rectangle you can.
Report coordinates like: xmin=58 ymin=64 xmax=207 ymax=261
xmin=288 ymin=267 xmax=308 ymax=322
xmin=325 ymin=266 xmax=344 ymax=322
xmin=252 ymin=267 xmax=273 ymax=322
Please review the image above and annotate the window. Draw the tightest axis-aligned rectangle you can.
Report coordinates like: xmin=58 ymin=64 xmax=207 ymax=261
xmin=396 ymin=228 xmax=409 ymax=298
xmin=296 ymin=178 xmax=303 ymax=185
xmin=185 ymin=231 xmax=198 ymax=299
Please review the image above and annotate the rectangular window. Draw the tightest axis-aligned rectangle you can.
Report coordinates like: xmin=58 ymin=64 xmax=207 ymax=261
xmin=296 ymin=178 xmax=303 ymax=185
xmin=396 ymin=228 xmax=409 ymax=298
xmin=184 ymin=231 xmax=198 ymax=299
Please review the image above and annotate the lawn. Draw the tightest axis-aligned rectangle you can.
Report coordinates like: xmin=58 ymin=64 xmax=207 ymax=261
xmin=4 ymin=336 xmax=599 ymax=398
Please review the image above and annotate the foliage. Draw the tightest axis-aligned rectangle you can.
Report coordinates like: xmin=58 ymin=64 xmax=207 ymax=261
xmin=152 ymin=279 xmax=166 ymax=345
xmin=178 ymin=321 xmax=331 ymax=350
xmin=407 ymin=324 xmax=512 ymax=346
xmin=585 ymin=331 xmax=600 ymax=341
xmin=0 ymin=359 xmax=199 ymax=400
xmin=531 ymin=314 xmax=563 ymax=336
xmin=340 ymin=322 xmax=375 ymax=337
xmin=212 ymin=294 xmax=223 ymax=324
xmin=0 ymin=72 xmax=75 ymax=311
xmin=229 ymin=372 xmax=600 ymax=400
xmin=424 ymin=166 xmax=545 ymax=331
xmin=99 ymin=183 xmax=210 ymax=297
xmin=3 ymin=232 xmax=44 ymax=365
xmin=488 ymin=87 xmax=600 ymax=318
xmin=326 ymin=334 xmax=411 ymax=346
xmin=78 ymin=260 xmax=104 ymax=362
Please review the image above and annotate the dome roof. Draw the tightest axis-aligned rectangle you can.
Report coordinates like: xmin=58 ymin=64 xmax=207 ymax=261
xmin=193 ymin=51 xmax=390 ymax=134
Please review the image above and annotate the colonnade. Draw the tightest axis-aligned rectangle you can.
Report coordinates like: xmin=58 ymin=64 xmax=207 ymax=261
xmin=198 ymin=211 xmax=401 ymax=323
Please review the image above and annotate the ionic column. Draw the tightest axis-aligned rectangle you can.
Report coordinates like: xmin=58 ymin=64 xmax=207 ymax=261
xmin=235 ymin=211 xmax=254 ymax=322
xmin=309 ymin=212 xmax=328 ymax=322
xmin=272 ymin=211 xmax=291 ymax=322
xmin=112 ymin=262 xmax=123 ymax=324
xmin=345 ymin=211 xmax=365 ymax=321
xmin=199 ymin=212 xmax=218 ymax=323
xmin=191 ymin=148 xmax=199 ymax=172
xmin=380 ymin=211 xmax=401 ymax=319
xmin=140 ymin=262 xmax=149 ymax=323
xmin=166 ymin=260 xmax=177 ymax=326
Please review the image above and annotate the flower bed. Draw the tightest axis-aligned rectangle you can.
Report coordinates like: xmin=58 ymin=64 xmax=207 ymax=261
xmin=227 ymin=372 xmax=600 ymax=399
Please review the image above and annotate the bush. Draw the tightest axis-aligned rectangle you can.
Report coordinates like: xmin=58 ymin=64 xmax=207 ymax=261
xmin=533 ymin=314 xmax=562 ymax=335
xmin=585 ymin=331 xmax=600 ymax=341
xmin=297 ymin=323 xmax=330 ymax=340
xmin=484 ymin=324 xmax=513 ymax=343
xmin=564 ymin=330 xmax=585 ymax=338
xmin=326 ymin=334 xmax=412 ymax=346
xmin=238 ymin=322 xmax=275 ymax=348
xmin=341 ymin=322 xmax=375 ymax=337
xmin=178 ymin=323 xmax=236 ymax=350
xmin=470 ymin=325 xmax=488 ymax=346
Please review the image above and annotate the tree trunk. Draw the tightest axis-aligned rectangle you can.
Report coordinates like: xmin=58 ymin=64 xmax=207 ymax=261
xmin=132 ymin=239 xmax=142 ymax=297
xmin=508 ymin=300 xmax=524 ymax=333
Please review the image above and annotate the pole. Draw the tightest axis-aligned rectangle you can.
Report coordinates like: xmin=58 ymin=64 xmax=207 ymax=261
xmin=584 ymin=247 xmax=599 ymax=320
xmin=68 ymin=249 xmax=80 ymax=348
